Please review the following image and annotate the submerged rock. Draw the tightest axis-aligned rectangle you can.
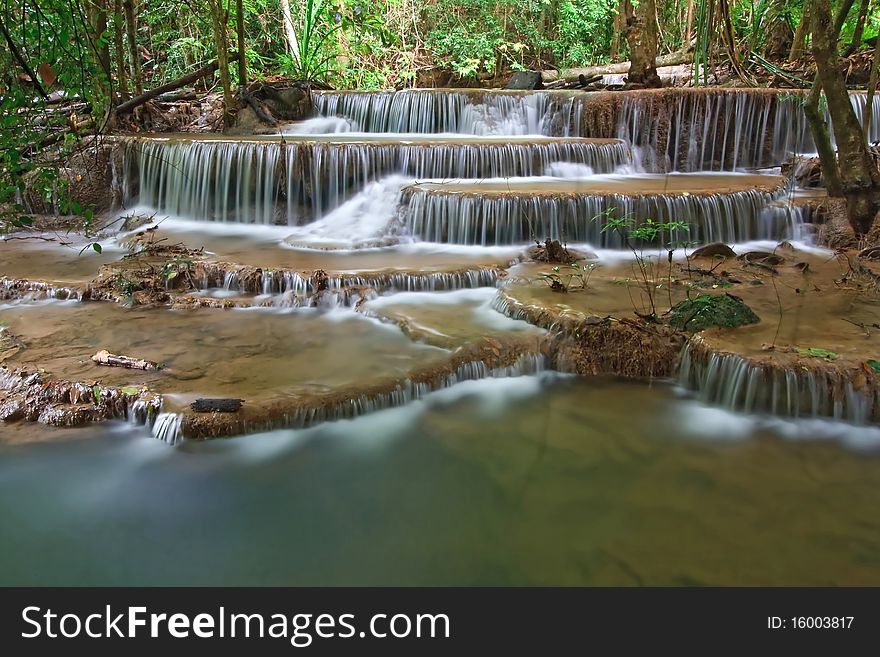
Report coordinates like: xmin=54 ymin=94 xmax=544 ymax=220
xmin=667 ymin=293 xmax=760 ymax=333
xmin=690 ymin=243 xmax=736 ymax=259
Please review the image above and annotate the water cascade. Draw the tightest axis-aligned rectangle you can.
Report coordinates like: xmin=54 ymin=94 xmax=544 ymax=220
xmin=400 ymin=174 xmax=792 ymax=245
xmin=95 ymin=85 xmax=880 ymax=445
xmin=678 ymin=338 xmax=879 ymax=424
xmin=195 ymin=261 xmax=503 ymax=296
xmin=179 ymin=352 xmax=548 ymax=440
xmin=128 ymin=134 xmax=629 ymax=223
xmin=312 ymin=89 xmax=560 ymax=135
xmin=312 ymin=88 xmax=880 ymax=171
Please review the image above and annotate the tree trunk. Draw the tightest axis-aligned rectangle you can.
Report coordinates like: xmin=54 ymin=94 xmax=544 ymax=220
xmin=811 ymin=0 xmax=880 ymax=235
xmin=719 ymin=0 xmax=752 ymax=84
xmin=208 ymin=0 xmax=235 ymax=129
xmin=864 ymin=34 xmax=880 ymax=139
xmin=845 ymin=0 xmax=871 ymax=56
xmin=610 ymin=3 xmax=622 ymax=61
xmin=236 ymin=0 xmax=247 ymax=88
xmin=87 ymin=0 xmax=113 ymax=102
xmin=789 ymin=0 xmax=813 ymax=62
xmin=623 ymin=0 xmax=661 ymax=87
xmin=113 ymin=0 xmax=129 ymax=102
xmin=684 ymin=0 xmax=695 ymax=46
xmin=123 ymin=0 xmax=143 ymax=96
xmin=279 ymin=0 xmax=301 ymax=65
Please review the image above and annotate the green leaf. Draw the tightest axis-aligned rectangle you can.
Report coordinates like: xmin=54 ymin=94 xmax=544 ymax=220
xmin=92 ymin=243 xmax=102 ymax=254
xmin=92 ymin=385 xmax=101 ymax=403
xmin=866 ymin=359 xmax=880 ymax=373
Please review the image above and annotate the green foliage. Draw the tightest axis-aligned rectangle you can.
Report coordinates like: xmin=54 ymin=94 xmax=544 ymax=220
xmin=424 ymin=0 xmax=615 ymax=80
xmin=536 ymin=262 xmax=598 ymax=293
xmin=866 ymin=359 xmax=880 ymax=373
xmin=668 ymin=293 xmax=760 ymax=332
xmin=796 ymin=347 xmax=839 ymax=360
xmin=595 ymin=209 xmax=691 ymax=319
xmin=0 ymin=1 xmax=104 ymax=233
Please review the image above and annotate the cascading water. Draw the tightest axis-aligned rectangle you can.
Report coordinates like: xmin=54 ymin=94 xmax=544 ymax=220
xmin=105 ymin=85 xmax=880 ymax=445
xmin=677 ymin=339 xmax=879 ymax=425
xmin=613 ymin=89 xmax=880 ymax=172
xmin=305 ymin=88 xmax=880 ymax=173
xmin=312 ymin=89 xmax=557 ymax=135
xmin=399 ymin=175 xmax=794 ymax=246
xmin=127 ymin=135 xmax=629 ymax=224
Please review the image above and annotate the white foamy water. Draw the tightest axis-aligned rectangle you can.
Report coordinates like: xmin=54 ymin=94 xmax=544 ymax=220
xmin=364 ymin=288 xmax=541 ymax=333
xmin=282 ymin=175 xmax=413 ymax=249
xmin=226 ymin=372 xmax=565 ymax=462
xmin=543 ymin=162 xmax=594 ymax=178
xmin=675 ymin=399 xmax=880 ymax=452
xmin=279 ymin=117 xmax=359 ymax=134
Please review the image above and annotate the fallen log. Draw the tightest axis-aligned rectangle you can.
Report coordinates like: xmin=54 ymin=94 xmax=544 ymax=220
xmin=544 ymin=73 xmax=604 ymax=90
xmin=115 ymin=53 xmax=240 ymax=115
xmin=156 ymin=90 xmax=199 ymax=103
xmin=541 ymin=49 xmax=692 ymax=82
xmin=36 ymin=117 xmax=95 ymax=148
xmin=91 ymin=349 xmax=158 ymax=371
xmin=191 ymin=398 xmax=243 ymax=413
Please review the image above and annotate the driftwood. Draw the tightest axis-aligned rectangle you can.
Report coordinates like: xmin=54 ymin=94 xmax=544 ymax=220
xmin=115 ymin=53 xmax=240 ymax=115
xmin=541 ymin=49 xmax=692 ymax=82
xmin=191 ymin=398 xmax=243 ymax=413
xmin=91 ymin=349 xmax=158 ymax=370
xmin=239 ymin=86 xmax=277 ymax=125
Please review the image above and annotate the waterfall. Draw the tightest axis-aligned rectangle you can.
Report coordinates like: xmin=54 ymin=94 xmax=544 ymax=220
xmin=198 ymin=262 xmax=502 ymax=296
xmin=400 ymin=176 xmax=794 ymax=246
xmin=312 ymin=89 xmax=556 ymax=135
xmin=614 ymin=89 xmax=880 ymax=172
xmin=678 ymin=339 xmax=879 ymax=424
xmin=179 ymin=353 xmax=548 ymax=439
xmin=152 ymin=412 xmax=184 ymax=445
xmin=127 ymin=135 xmax=629 ymax=224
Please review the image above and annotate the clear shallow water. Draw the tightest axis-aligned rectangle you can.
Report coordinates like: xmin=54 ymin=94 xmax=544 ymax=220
xmin=1 ymin=375 xmax=878 ymax=586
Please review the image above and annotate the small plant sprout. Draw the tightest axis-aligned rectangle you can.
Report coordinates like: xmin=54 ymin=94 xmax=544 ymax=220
xmin=594 ymin=209 xmax=690 ymax=321
xmin=535 ymin=261 xmax=598 ymax=293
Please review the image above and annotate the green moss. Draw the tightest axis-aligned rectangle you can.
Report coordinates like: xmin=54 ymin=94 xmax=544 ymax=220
xmin=668 ymin=294 xmax=759 ymax=333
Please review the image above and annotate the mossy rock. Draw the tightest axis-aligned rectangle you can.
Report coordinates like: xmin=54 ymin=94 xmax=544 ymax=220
xmin=667 ymin=293 xmax=759 ymax=333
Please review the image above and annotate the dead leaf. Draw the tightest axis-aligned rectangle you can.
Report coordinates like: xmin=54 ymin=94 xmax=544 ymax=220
xmin=38 ymin=62 xmax=56 ymax=87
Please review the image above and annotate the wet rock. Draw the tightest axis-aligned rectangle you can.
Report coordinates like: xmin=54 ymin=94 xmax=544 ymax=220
xmin=0 ymin=365 xmax=161 ymax=431
xmin=22 ymin=139 xmax=120 ymax=215
xmin=527 ymin=238 xmax=595 ymax=264
xmin=690 ymin=243 xmax=736 ymax=259
xmin=506 ymin=71 xmax=543 ymax=90
xmin=191 ymin=398 xmax=243 ymax=413
xmin=0 ymin=400 xmax=24 ymax=422
xmin=738 ymin=251 xmax=786 ymax=269
xmin=311 ymin=269 xmax=329 ymax=293
xmin=667 ymin=293 xmax=760 ymax=333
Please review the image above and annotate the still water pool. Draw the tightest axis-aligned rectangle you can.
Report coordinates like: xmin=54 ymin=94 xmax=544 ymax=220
xmin=1 ymin=374 xmax=878 ymax=585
